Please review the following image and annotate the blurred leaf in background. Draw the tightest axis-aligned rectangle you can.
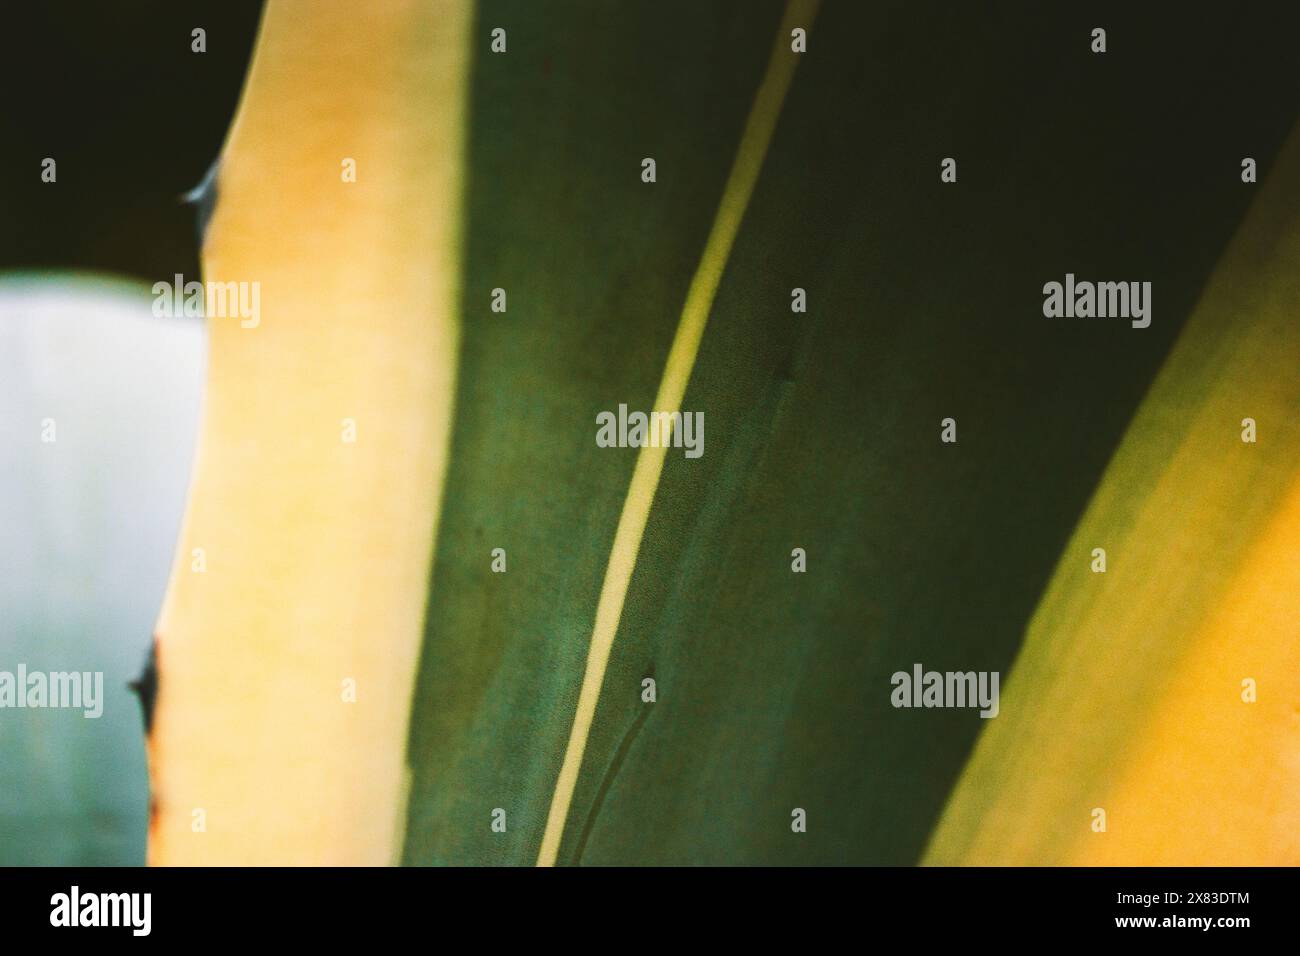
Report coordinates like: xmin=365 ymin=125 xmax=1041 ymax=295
xmin=0 ymin=276 xmax=202 ymax=864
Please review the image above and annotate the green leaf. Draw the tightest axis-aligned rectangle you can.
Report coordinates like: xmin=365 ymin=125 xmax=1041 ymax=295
xmin=402 ymin=3 xmax=1299 ymax=864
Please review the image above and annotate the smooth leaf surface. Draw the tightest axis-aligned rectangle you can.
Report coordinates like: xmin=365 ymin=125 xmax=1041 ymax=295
xmin=402 ymin=2 xmax=1299 ymax=865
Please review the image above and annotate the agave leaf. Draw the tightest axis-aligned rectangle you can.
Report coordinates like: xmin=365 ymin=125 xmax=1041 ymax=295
xmin=148 ymin=1 xmax=471 ymax=865
xmin=401 ymin=3 xmax=1299 ymax=865
xmin=143 ymin=0 xmax=1300 ymax=866
xmin=924 ymin=125 xmax=1300 ymax=866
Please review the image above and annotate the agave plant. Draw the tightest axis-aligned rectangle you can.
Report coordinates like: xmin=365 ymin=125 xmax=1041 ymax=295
xmin=22 ymin=0 xmax=1282 ymax=866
